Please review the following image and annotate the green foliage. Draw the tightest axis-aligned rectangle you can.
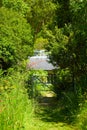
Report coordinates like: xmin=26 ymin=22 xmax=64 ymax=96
xmin=76 ymin=100 xmax=87 ymax=130
xmin=0 ymin=0 xmax=87 ymax=129
xmin=0 ymin=69 xmax=33 ymax=130
xmin=0 ymin=0 xmax=2 ymax=7
xmin=0 ymin=7 xmax=33 ymax=69
xmin=26 ymin=0 xmax=57 ymax=34
xmin=45 ymin=0 xmax=87 ymax=95
xmin=55 ymin=0 xmax=71 ymax=27
xmin=25 ymin=70 xmax=49 ymax=98
xmin=43 ymin=3 xmax=87 ymax=126
xmin=52 ymin=68 xmax=73 ymax=99
xmin=45 ymin=27 xmax=69 ymax=67
xmin=2 ymin=0 xmax=30 ymax=16
xmin=34 ymin=37 xmax=48 ymax=50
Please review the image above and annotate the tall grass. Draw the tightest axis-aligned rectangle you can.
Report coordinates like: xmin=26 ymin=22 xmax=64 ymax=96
xmin=0 ymin=68 xmax=87 ymax=130
xmin=76 ymin=100 xmax=87 ymax=130
xmin=0 ymin=69 xmax=33 ymax=130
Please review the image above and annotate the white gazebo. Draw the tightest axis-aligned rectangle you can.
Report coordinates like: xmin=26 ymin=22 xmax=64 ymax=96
xmin=27 ymin=50 xmax=56 ymax=71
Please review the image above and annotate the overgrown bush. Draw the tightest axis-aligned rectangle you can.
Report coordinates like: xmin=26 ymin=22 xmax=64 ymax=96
xmin=52 ymin=68 xmax=86 ymax=124
xmin=0 ymin=7 xmax=33 ymax=70
xmin=52 ymin=68 xmax=73 ymax=98
xmin=0 ymin=68 xmax=33 ymax=130
xmin=76 ymin=100 xmax=87 ymax=130
xmin=25 ymin=70 xmax=49 ymax=98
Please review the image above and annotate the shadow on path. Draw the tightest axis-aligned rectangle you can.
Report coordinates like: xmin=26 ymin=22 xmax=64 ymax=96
xmin=35 ymin=95 xmax=76 ymax=125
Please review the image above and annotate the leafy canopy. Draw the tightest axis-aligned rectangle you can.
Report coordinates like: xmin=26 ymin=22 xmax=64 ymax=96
xmin=0 ymin=7 xmax=33 ymax=69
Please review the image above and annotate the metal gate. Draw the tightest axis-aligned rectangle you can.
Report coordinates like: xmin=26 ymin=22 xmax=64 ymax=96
xmin=29 ymin=74 xmax=57 ymax=99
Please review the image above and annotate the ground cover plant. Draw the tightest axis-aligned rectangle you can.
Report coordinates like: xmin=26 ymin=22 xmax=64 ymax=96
xmin=0 ymin=69 xmax=33 ymax=130
xmin=0 ymin=69 xmax=87 ymax=130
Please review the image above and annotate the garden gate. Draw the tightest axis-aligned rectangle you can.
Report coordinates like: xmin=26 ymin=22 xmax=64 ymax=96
xmin=30 ymin=74 xmax=57 ymax=100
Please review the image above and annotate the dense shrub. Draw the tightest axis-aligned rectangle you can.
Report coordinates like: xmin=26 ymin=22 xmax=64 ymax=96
xmin=0 ymin=68 xmax=33 ymax=130
xmin=0 ymin=7 xmax=33 ymax=70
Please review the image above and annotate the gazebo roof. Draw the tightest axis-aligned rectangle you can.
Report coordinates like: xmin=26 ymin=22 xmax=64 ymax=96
xmin=27 ymin=50 xmax=56 ymax=70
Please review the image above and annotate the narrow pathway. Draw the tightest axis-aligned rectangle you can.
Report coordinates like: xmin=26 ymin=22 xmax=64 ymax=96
xmin=37 ymin=91 xmax=57 ymax=106
xmin=24 ymin=91 xmax=78 ymax=130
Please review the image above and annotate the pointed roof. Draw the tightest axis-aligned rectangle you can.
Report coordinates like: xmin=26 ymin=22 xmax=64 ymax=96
xmin=27 ymin=50 xmax=56 ymax=70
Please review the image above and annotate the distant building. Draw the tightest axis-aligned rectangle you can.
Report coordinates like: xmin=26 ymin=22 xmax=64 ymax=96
xmin=27 ymin=50 xmax=56 ymax=71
